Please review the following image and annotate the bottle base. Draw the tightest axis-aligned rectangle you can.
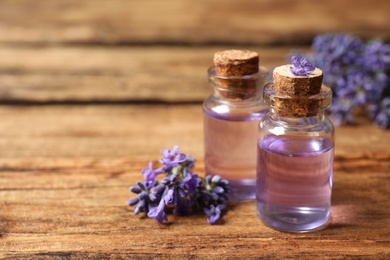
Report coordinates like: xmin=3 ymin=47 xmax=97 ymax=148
xmin=256 ymin=202 xmax=330 ymax=233
xmin=227 ymin=179 xmax=256 ymax=201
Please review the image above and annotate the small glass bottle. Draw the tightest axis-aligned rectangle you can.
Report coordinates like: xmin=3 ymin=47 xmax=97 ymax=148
xmin=256 ymin=66 xmax=335 ymax=232
xmin=203 ymin=50 xmax=268 ymax=200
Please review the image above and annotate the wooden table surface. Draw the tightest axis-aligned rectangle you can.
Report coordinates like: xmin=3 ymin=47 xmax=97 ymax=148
xmin=0 ymin=1 xmax=389 ymax=259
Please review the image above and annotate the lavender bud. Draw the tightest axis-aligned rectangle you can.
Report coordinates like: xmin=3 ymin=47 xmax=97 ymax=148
xmin=129 ymin=186 xmax=142 ymax=194
xmin=138 ymin=191 xmax=149 ymax=200
xmin=137 ymin=181 xmax=146 ymax=191
xmin=128 ymin=197 xmax=139 ymax=206
xmin=134 ymin=200 xmax=146 ymax=214
xmin=213 ymin=186 xmax=224 ymax=194
xmin=211 ymin=175 xmax=222 ymax=184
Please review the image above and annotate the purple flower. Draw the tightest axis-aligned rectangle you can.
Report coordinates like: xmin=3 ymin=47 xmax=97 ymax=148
xmin=329 ymin=98 xmax=354 ymax=125
xmin=173 ymin=188 xmax=190 ymax=215
xmin=204 ymin=205 xmax=222 ymax=225
xmin=375 ymin=111 xmax=390 ymax=129
xmin=133 ymin=191 xmax=152 ymax=214
xmin=161 ymin=173 xmax=177 ymax=185
xmin=128 ymin=197 xmax=140 ymax=207
xmin=134 ymin=199 xmax=146 ymax=215
xmin=182 ymin=155 xmax=196 ymax=169
xmin=311 ymin=33 xmax=364 ymax=72
xmin=373 ymin=97 xmax=390 ymax=129
xmin=141 ymin=162 xmax=163 ymax=187
xmin=147 ymin=198 xmax=168 ymax=224
xmin=290 ymin=56 xmax=316 ymax=76
xmin=181 ymin=169 xmax=200 ymax=194
xmin=207 ymin=175 xmax=230 ymax=200
xmin=170 ymin=187 xmax=191 ymax=216
xmin=363 ymin=40 xmax=390 ymax=71
xmin=128 ymin=181 xmax=157 ymax=215
xmin=149 ymin=184 xmax=166 ymax=201
xmin=159 ymin=145 xmax=186 ymax=169
xmin=301 ymin=33 xmax=390 ymax=127
xmin=129 ymin=146 xmax=231 ymax=225
xmin=163 ymin=186 xmax=175 ymax=205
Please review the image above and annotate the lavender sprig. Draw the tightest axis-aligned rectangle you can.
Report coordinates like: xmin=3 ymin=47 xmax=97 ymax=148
xmin=293 ymin=33 xmax=390 ymax=128
xmin=290 ymin=56 xmax=315 ymax=76
xmin=128 ymin=180 xmax=157 ymax=215
xmin=128 ymin=145 xmax=230 ymax=225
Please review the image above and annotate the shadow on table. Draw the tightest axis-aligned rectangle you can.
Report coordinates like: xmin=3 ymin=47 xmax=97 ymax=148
xmin=328 ymin=185 xmax=371 ymax=230
xmin=328 ymin=204 xmax=366 ymax=230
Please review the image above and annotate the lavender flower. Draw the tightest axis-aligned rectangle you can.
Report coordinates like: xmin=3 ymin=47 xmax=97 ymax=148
xmin=290 ymin=56 xmax=315 ymax=76
xmin=128 ymin=145 xmax=230 ymax=225
xmin=373 ymin=97 xmax=390 ymax=129
xmin=293 ymin=33 xmax=390 ymax=128
xmin=204 ymin=175 xmax=230 ymax=205
xmin=149 ymin=183 xmax=165 ymax=201
xmin=329 ymin=98 xmax=354 ymax=126
xmin=159 ymin=145 xmax=186 ymax=169
xmin=173 ymin=187 xmax=191 ymax=216
xmin=363 ymin=40 xmax=390 ymax=71
xmin=163 ymin=186 xmax=175 ymax=205
xmin=141 ymin=162 xmax=163 ymax=189
xmin=204 ymin=205 xmax=222 ymax=225
xmin=128 ymin=181 xmax=157 ymax=215
xmin=311 ymin=33 xmax=364 ymax=75
xmin=147 ymin=198 xmax=168 ymax=224
xmin=181 ymin=169 xmax=200 ymax=194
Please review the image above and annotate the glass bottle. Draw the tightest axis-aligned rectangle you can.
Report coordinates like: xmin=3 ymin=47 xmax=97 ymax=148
xmin=256 ymin=83 xmax=334 ymax=232
xmin=203 ymin=50 xmax=268 ymax=201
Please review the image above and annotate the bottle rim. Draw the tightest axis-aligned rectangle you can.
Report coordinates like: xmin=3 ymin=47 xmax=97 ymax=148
xmin=263 ymin=83 xmax=333 ymax=116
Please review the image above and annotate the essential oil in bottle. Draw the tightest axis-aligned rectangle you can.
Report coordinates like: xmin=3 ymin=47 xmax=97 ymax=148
xmin=203 ymin=50 xmax=268 ymax=200
xmin=256 ymin=59 xmax=335 ymax=232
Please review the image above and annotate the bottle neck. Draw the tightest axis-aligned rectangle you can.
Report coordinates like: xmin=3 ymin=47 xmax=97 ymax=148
xmin=208 ymin=66 xmax=267 ymax=102
xmin=269 ymin=109 xmax=326 ymax=126
xmin=264 ymin=83 xmax=332 ymax=121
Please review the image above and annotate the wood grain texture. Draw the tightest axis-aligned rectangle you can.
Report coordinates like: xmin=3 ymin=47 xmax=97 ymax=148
xmin=0 ymin=0 xmax=389 ymax=257
xmin=0 ymin=105 xmax=389 ymax=259
xmin=0 ymin=46 xmax=288 ymax=103
xmin=0 ymin=105 xmax=389 ymax=158
xmin=0 ymin=0 xmax=388 ymax=45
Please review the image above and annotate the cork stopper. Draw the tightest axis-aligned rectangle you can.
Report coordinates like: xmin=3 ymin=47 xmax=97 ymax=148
xmin=211 ymin=50 xmax=260 ymax=100
xmin=214 ymin=50 xmax=259 ymax=76
xmin=270 ymin=64 xmax=328 ymax=117
xmin=273 ymin=65 xmax=323 ymax=96
xmin=264 ymin=84 xmax=332 ymax=117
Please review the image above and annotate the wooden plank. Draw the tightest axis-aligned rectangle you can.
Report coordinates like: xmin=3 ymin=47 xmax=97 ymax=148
xmin=0 ymin=105 xmax=204 ymax=158
xmin=0 ymin=45 xmax=287 ymax=103
xmin=0 ymin=0 xmax=388 ymax=45
xmin=0 ymin=105 xmax=389 ymax=159
xmin=0 ymin=105 xmax=389 ymax=258
xmin=0 ymin=158 xmax=389 ymax=258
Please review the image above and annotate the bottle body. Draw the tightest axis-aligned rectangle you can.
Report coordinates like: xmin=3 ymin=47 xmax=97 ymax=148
xmin=203 ymin=66 xmax=268 ymax=201
xmin=256 ymin=84 xmax=335 ymax=232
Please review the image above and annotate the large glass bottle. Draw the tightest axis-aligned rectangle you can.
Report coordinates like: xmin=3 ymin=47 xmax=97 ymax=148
xmin=203 ymin=50 xmax=268 ymax=201
xmin=256 ymin=83 xmax=335 ymax=232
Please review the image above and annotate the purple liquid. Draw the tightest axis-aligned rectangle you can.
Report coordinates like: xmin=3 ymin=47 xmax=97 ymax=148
xmin=256 ymin=135 xmax=334 ymax=232
xmin=204 ymin=109 xmax=266 ymax=200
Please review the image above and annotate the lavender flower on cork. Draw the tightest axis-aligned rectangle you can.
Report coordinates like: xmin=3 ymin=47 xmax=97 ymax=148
xmin=290 ymin=56 xmax=316 ymax=76
xmin=271 ymin=56 xmax=327 ymax=117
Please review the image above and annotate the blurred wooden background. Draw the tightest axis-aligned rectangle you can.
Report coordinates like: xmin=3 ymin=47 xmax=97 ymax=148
xmin=0 ymin=1 xmax=389 ymax=259
xmin=0 ymin=0 xmax=388 ymax=105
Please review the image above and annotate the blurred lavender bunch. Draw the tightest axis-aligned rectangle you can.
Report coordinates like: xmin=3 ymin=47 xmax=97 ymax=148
xmin=128 ymin=145 xmax=230 ymax=225
xmin=297 ymin=33 xmax=390 ymax=128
